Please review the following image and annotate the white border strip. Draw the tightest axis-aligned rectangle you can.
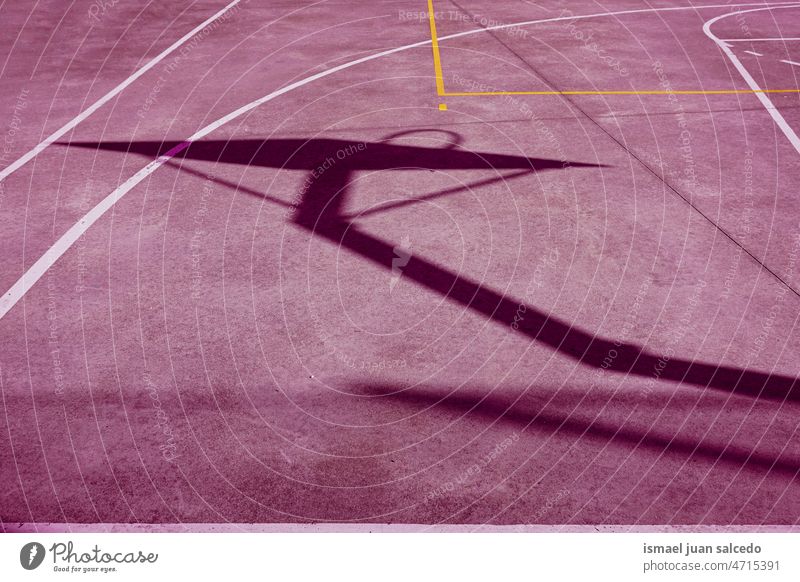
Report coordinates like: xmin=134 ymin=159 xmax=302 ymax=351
xmin=7 ymin=523 xmax=800 ymax=533
xmin=0 ymin=0 xmax=242 ymax=182
xmin=0 ymin=2 xmax=796 ymax=320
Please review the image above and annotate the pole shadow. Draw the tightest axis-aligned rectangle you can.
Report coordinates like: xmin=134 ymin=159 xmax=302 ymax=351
xmin=358 ymin=383 xmax=800 ymax=479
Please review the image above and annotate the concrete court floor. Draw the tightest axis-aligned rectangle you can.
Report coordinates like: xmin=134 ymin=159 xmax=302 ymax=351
xmin=0 ymin=0 xmax=799 ymax=529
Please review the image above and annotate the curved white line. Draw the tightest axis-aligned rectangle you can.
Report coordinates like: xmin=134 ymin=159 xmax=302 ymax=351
xmin=703 ymin=5 xmax=800 ymax=155
xmin=0 ymin=0 xmax=243 ymax=182
xmin=0 ymin=1 xmax=795 ymax=319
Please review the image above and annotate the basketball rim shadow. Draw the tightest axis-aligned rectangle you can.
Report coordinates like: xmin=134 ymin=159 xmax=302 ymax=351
xmin=66 ymin=135 xmax=799 ymax=403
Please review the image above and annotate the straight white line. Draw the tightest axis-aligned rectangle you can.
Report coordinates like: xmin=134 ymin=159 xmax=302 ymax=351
xmin=0 ymin=1 xmax=796 ymax=320
xmin=781 ymin=58 xmax=800 ymax=66
xmin=0 ymin=0 xmax=243 ymax=183
xmin=722 ymin=37 xmax=800 ymax=41
xmin=743 ymin=50 xmax=763 ymax=56
xmin=704 ymin=6 xmax=800 ymax=158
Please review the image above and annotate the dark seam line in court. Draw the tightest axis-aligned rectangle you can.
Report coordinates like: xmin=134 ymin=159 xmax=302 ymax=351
xmin=448 ymin=0 xmax=800 ymax=301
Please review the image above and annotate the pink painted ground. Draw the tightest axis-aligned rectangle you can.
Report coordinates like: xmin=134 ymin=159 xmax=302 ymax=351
xmin=1 ymin=0 xmax=799 ymax=529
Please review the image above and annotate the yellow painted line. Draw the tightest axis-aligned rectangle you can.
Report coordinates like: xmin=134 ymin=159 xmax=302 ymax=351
xmin=438 ymin=103 xmax=448 ymax=110
xmin=443 ymin=89 xmax=800 ymax=96
xmin=425 ymin=0 xmax=800 ymax=98
xmin=427 ymin=0 xmax=446 ymax=96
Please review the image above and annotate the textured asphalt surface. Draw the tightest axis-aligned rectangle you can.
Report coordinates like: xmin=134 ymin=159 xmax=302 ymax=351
xmin=1 ymin=1 xmax=799 ymax=529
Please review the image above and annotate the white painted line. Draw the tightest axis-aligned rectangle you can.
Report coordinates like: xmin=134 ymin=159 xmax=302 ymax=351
xmin=781 ymin=58 xmax=800 ymax=66
xmin=704 ymin=6 xmax=800 ymax=158
xmin=723 ymin=37 xmax=800 ymax=41
xmin=0 ymin=0 xmax=243 ymax=183
xmin=0 ymin=1 xmax=796 ymax=320
xmin=744 ymin=50 xmax=764 ymax=56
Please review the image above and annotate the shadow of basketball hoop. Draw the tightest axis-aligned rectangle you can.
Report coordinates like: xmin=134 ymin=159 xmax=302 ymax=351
xmin=65 ymin=133 xmax=799 ymax=402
